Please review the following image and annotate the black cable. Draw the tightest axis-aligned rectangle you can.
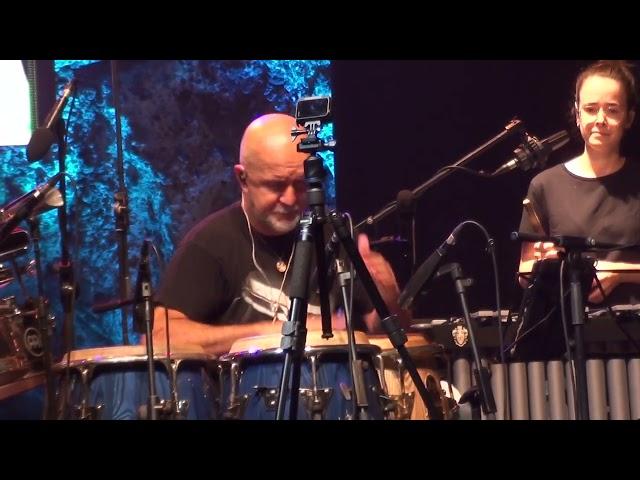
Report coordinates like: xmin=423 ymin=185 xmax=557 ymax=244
xmin=503 ymin=305 xmax=559 ymax=355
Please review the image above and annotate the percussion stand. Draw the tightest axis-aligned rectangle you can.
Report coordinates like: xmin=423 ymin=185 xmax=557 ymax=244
xmin=134 ymin=240 xmax=180 ymax=420
xmin=48 ymin=119 xmax=78 ymax=378
xmin=110 ymin=60 xmax=132 ymax=346
xmin=25 ymin=217 xmax=56 ymax=420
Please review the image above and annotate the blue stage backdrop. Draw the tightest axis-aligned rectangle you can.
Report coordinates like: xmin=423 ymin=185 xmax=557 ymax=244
xmin=0 ymin=60 xmax=332 ymax=353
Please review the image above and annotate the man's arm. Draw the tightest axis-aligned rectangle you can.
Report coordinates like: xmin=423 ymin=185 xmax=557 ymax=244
xmin=152 ymin=308 xmax=355 ymax=355
xmin=356 ymin=233 xmax=412 ymax=333
xmin=587 ymin=260 xmax=640 ymax=303
xmin=152 ymin=307 xmax=282 ymax=355
xmin=519 ymin=246 xmax=640 ymax=303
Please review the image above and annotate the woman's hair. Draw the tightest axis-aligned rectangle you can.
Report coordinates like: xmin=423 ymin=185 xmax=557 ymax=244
xmin=573 ymin=60 xmax=638 ymax=113
xmin=566 ymin=61 xmax=639 ymax=153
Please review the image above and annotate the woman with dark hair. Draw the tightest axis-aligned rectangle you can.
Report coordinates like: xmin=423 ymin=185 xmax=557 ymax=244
xmin=513 ymin=60 xmax=640 ymax=361
xmin=519 ymin=60 xmax=640 ymax=305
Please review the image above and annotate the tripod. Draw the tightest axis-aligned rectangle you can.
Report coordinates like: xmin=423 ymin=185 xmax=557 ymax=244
xmin=275 ymin=117 xmax=443 ymax=420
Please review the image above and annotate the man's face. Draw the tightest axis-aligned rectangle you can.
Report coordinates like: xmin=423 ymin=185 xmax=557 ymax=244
xmin=242 ymin=156 xmax=307 ymax=236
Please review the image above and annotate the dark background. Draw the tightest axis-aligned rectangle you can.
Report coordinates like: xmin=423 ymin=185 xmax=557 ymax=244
xmin=332 ymin=60 xmax=640 ymax=319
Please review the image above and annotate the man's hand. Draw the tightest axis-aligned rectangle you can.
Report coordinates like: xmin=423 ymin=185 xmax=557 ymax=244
xmin=357 ymin=233 xmax=401 ymax=304
xmin=533 ymin=241 xmax=563 ymax=261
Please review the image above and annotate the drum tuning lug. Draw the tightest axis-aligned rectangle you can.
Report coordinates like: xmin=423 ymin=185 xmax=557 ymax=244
xmin=254 ymin=386 xmax=280 ymax=411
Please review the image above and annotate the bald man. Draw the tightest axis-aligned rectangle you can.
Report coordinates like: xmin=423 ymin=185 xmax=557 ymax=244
xmin=152 ymin=113 xmax=406 ymax=355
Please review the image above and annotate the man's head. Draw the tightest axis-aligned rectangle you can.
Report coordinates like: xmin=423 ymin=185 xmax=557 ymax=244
xmin=234 ymin=113 xmax=308 ymax=236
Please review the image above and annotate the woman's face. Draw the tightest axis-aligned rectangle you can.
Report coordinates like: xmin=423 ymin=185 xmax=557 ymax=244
xmin=576 ymin=75 xmax=635 ymax=155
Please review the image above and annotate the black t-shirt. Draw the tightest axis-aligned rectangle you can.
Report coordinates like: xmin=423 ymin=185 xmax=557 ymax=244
xmin=156 ymin=202 xmax=373 ymax=328
xmin=519 ymin=159 xmax=640 ymax=305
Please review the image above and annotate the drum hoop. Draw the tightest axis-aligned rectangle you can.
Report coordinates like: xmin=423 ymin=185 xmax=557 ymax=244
xmin=53 ymin=352 xmax=216 ymax=371
xmin=220 ymin=344 xmax=382 ymax=364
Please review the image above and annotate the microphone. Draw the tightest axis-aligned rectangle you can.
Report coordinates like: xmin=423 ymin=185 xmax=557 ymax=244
xmin=26 ymin=79 xmax=77 ymax=163
xmin=133 ymin=239 xmax=153 ymax=334
xmin=0 ymin=173 xmax=64 ymax=243
xmin=398 ymin=223 xmax=465 ymax=309
xmin=492 ymin=130 xmax=570 ymax=176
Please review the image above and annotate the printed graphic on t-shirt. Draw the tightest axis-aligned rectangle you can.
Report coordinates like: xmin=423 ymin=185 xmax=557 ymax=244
xmin=241 ymin=270 xmax=321 ymax=322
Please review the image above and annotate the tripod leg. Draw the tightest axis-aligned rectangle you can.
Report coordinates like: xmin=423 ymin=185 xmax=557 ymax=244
xmin=275 ymin=218 xmax=314 ymax=420
xmin=328 ymin=211 xmax=443 ymax=419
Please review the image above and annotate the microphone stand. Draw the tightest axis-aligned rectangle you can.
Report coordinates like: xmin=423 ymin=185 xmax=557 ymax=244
xmin=26 ymin=217 xmax=56 ymax=420
xmin=134 ymin=240 xmax=161 ymax=420
xmin=336 ymin=259 xmax=370 ymax=420
xmin=354 ymin=118 xmax=524 ymax=231
xmin=437 ymin=262 xmax=497 ymax=419
xmin=54 ymin=119 xmax=77 ymax=366
xmin=111 ymin=60 xmax=132 ymax=345
xmin=38 ymin=118 xmax=78 ymax=421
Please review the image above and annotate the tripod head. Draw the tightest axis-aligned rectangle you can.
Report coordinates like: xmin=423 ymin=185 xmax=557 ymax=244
xmin=291 ymin=96 xmax=334 ymax=151
xmin=291 ymin=96 xmax=336 ymax=218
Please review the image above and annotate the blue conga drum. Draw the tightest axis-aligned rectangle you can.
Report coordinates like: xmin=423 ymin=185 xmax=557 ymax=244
xmin=54 ymin=345 xmax=219 ymax=420
xmin=218 ymin=330 xmax=386 ymax=420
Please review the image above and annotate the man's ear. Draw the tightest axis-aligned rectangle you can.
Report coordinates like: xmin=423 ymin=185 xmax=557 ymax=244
xmin=234 ymin=164 xmax=248 ymax=190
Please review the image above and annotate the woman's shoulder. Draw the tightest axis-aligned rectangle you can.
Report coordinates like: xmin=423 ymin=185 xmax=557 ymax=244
xmin=528 ymin=161 xmax=570 ymax=188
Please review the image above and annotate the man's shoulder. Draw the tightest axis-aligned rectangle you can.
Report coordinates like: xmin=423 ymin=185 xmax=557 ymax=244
xmin=181 ymin=201 xmax=245 ymax=249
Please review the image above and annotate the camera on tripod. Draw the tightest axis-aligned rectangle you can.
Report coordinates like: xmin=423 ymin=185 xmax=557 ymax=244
xmin=296 ymin=96 xmax=331 ymax=124
xmin=292 ymin=96 xmax=335 ymax=154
